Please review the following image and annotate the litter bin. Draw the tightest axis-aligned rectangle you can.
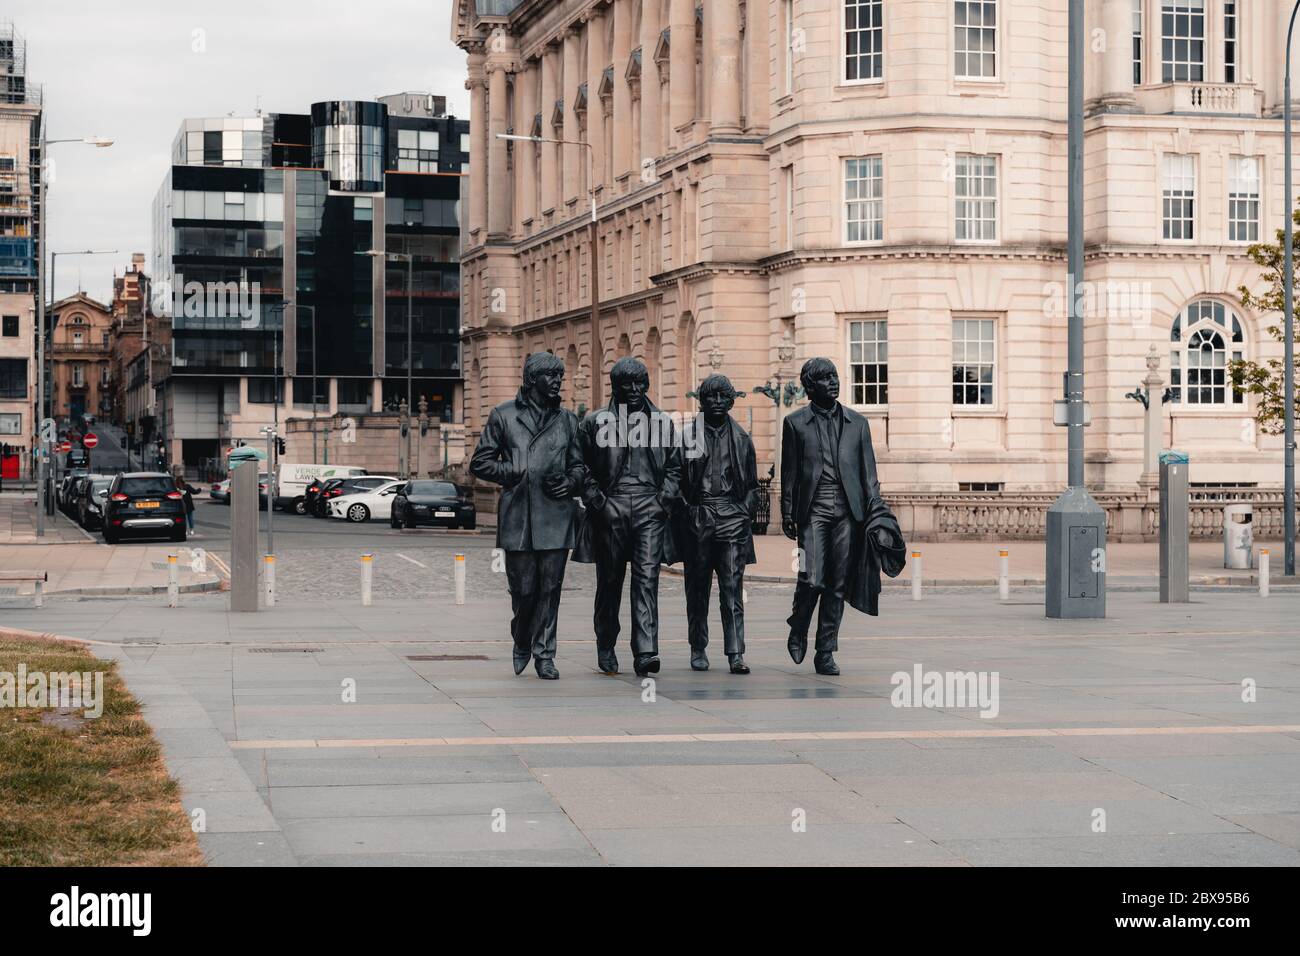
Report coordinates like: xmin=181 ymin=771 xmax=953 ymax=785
xmin=1223 ymin=503 xmax=1253 ymax=570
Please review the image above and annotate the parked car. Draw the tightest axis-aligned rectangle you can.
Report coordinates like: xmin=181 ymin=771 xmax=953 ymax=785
xmin=58 ymin=472 xmax=87 ymax=513
xmin=308 ymin=478 xmax=348 ymax=517
xmin=275 ymin=463 xmax=368 ymax=514
xmin=313 ymin=475 xmax=398 ymax=516
xmin=102 ymin=472 xmax=187 ymax=544
xmin=327 ymin=480 xmax=405 ymax=523
xmin=75 ymin=475 xmax=115 ymax=530
xmin=211 ymin=479 xmax=230 ymax=504
xmin=391 ymin=480 xmax=476 ymax=530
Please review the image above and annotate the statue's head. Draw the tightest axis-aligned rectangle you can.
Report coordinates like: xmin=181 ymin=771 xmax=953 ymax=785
xmin=799 ymin=357 xmax=840 ymax=408
xmin=610 ymin=357 xmax=650 ymax=412
xmin=697 ymin=374 xmax=737 ymax=422
xmin=522 ymin=351 xmax=565 ymax=406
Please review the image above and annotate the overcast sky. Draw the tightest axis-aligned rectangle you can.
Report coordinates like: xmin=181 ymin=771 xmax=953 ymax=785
xmin=8 ymin=0 xmax=469 ymax=305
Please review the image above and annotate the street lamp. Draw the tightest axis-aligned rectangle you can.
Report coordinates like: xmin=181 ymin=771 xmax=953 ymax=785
xmin=497 ymin=132 xmax=599 ymax=405
xmin=1282 ymin=1 xmax=1299 ymax=577
xmin=365 ymin=249 xmax=414 ymax=476
xmin=752 ymin=329 xmax=801 ymax=486
xmin=32 ymin=134 xmax=114 ymax=535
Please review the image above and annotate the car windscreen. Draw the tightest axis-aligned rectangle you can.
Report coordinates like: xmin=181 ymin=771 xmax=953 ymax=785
xmin=91 ymin=479 xmax=113 ymax=494
xmin=120 ymin=477 xmax=175 ymax=496
xmin=407 ymin=481 xmax=457 ymax=496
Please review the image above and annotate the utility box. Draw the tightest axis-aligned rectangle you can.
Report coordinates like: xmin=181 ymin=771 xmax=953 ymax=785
xmin=1045 ymin=486 xmax=1107 ymax=618
xmin=1159 ymin=451 xmax=1190 ymax=603
xmin=230 ymin=461 xmax=259 ymax=613
xmin=1223 ymin=503 xmax=1253 ymax=570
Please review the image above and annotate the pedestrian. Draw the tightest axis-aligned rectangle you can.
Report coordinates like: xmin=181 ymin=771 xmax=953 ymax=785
xmin=178 ymin=478 xmax=197 ymax=536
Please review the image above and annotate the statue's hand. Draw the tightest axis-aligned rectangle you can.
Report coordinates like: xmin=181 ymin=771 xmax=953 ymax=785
xmin=874 ymin=527 xmax=894 ymax=548
xmin=782 ymin=518 xmax=798 ymax=540
xmin=542 ymin=473 xmax=569 ymax=500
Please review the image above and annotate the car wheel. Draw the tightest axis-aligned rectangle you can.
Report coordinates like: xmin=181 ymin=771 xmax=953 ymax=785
xmin=103 ymin=529 xmax=118 ymax=545
xmin=293 ymin=497 xmax=306 ymax=515
xmin=347 ymin=504 xmax=370 ymax=523
xmin=461 ymin=516 xmax=477 ymax=531
xmin=390 ymin=510 xmax=402 ymax=529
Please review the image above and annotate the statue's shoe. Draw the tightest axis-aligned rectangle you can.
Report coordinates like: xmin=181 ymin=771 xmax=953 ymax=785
xmin=813 ymin=652 xmax=839 ymax=676
xmin=535 ymin=659 xmax=560 ymax=680
xmin=633 ymin=654 xmax=661 ymax=677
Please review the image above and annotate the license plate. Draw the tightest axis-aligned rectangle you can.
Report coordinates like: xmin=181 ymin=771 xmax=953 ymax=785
xmin=435 ymin=510 xmax=455 ymax=518
xmin=134 ymin=501 xmax=160 ymax=509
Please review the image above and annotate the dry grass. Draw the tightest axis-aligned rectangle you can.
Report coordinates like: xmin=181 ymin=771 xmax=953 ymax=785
xmin=0 ymin=633 xmax=203 ymax=866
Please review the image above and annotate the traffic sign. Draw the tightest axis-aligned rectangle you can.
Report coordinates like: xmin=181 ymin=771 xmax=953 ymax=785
xmin=58 ymin=440 xmax=72 ymax=453
xmin=82 ymin=432 xmax=99 ymax=449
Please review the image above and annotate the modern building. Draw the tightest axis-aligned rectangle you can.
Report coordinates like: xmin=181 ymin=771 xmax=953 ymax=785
xmin=0 ymin=21 xmax=40 ymax=479
xmin=49 ymin=292 xmax=112 ymax=423
xmin=151 ymin=94 xmax=469 ymax=469
xmin=453 ymin=0 xmax=1298 ymax=538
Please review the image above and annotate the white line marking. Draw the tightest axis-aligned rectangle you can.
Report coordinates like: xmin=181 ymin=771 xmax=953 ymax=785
xmin=395 ymin=552 xmax=428 ymax=569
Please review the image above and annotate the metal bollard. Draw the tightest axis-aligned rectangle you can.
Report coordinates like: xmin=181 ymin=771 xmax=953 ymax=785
xmin=361 ymin=553 xmax=374 ymax=606
xmin=911 ymin=550 xmax=922 ymax=601
xmin=998 ymin=548 xmax=1009 ymax=600
xmin=1260 ymin=548 xmax=1270 ymax=598
xmin=167 ymin=553 xmax=179 ymax=608
xmin=264 ymin=554 xmax=276 ymax=607
xmin=454 ymin=552 xmax=466 ymax=606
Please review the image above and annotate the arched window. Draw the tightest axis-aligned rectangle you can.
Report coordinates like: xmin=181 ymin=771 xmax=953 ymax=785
xmin=1169 ymin=299 xmax=1245 ymax=406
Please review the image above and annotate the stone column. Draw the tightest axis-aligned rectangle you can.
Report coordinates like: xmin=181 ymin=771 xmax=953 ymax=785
xmin=563 ymin=28 xmax=582 ymax=208
xmin=1139 ymin=345 xmax=1164 ymax=490
xmin=669 ymin=0 xmax=696 ymax=146
xmin=611 ymin=0 xmax=633 ymax=182
xmin=586 ymin=9 xmax=607 ymax=195
xmin=488 ymin=63 xmax=511 ymax=237
xmin=467 ymin=53 xmax=488 ymax=239
xmin=710 ymin=0 xmax=742 ymax=133
xmin=639 ymin=0 xmax=662 ymax=168
xmin=539 ymin=45 xmax=558 ymax=216
xmin=1094 ymin=0 xmax=1138 ymax=112
xmin=515 ymin=61 xmax=538 ymax=230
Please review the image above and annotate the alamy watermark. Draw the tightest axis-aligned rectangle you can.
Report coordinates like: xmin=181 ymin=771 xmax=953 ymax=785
xmin=890 ymin=664 xmax=1000 ymax=719
xmin=154 ymin=273 xmax=261 ymax=328
xmin=0 ymin=664 xmax=105 ymax=718
xmin=592 ymin=405 xmax=706 ymax=459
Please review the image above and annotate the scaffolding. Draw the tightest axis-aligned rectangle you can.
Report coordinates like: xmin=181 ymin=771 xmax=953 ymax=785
xmin=0 ymin=21 xmax=40 ymax=106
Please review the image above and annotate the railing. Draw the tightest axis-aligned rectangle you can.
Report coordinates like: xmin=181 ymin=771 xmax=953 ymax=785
xmin=1133 ymin=82 xmax=1260 ymax=116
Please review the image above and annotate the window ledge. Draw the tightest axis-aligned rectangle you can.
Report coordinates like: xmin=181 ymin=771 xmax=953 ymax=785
xmin=951 ymin=408 xmax=1006 ymax=419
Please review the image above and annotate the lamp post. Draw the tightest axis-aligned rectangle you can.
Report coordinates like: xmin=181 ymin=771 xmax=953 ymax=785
xmin=365 ymin=249 xmax=414 ymax=475
xmin=751 ymin=329 xmax=799 ymax=486
xmin=497 ymin=133 xmax=599 ymax=405
xmin=1283 ymin=1 xmax=1300 ymax=577
xmin=32 ymin=135 xmax=114 ymax=535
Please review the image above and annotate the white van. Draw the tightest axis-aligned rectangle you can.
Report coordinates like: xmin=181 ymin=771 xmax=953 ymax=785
xmin=275 ymin=463 xmax=368 ymax=514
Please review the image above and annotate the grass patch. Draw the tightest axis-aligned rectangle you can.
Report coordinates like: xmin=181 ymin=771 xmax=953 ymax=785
xmin=0 ymin=633 xmax=203 ymax=866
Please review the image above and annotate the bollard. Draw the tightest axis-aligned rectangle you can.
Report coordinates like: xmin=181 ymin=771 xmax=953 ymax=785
xmin=264 ymin=554 xmax=276 ymax=607
xmin=998 ymin=548 xmax=1009 ymax=600
xmin=454 ymin=552 xmax=466 ymax=606
xmin=911 ymin=550 xmax=922 ymax=601
xmin=167 ymin=553 xmax=179 ymax=608
xmin=34 ymin=578 xmax=43 ymax=609
xmin=361 ymin=553 xmax=374 ymax=606
xmin=1260 ymin=549 xmax=1270 ymax=598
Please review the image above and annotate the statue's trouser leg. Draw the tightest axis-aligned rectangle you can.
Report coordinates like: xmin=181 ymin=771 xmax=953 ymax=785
xmin=531 ymin=548 xmax=569 ymax=660
xmin=627 ymin=492 xmax=665 ymax=659
xmin=813 ymin=484 xmax=854 ymax=653
xmin=684 ymin=546 xmax=713 ymax=651
xmin=715 ymin=540 xmax=747 ymax=657
xmin=593 ymin=496 xmax=631 ymax=654
xmin=505 ymin=551 xmax=538 ymax=660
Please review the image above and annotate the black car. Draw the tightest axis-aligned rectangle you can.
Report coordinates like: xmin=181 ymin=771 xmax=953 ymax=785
xmin=75 ymin=475 xmax=115 ymax=530
xmin=58 ymin=472 xmax=87 ymax=514
xmin=391 ymin=480 xmax=476 ymax=530
xmin=102 ymin=472 xmax=187 ymax=544
xmin=309 ymin=478 xmax=348 ymax=517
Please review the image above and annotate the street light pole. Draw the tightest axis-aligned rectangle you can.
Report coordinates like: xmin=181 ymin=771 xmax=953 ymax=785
xmin=1283 ymin=1 xmax=1300 ymax=577
xmin=497 ymin=133 xmax=598 ymax=409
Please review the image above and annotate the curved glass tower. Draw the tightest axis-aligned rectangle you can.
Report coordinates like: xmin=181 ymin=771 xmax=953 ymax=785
xmin=310 ymin=101 xmax=386 ymax=193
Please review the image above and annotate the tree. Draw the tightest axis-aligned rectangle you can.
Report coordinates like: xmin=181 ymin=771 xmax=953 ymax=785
xmin=1231 ymin=206 xmax=1300 ymax=435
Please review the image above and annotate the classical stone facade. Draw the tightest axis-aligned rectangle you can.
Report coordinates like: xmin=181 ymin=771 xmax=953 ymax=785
xmin=49 ymin=293 xmax=113 ymax=423
xmin=453 ymin=0 xmax=1298 ymax=527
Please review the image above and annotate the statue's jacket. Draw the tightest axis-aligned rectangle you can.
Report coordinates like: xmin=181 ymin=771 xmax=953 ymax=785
xmin=672 ymin=413 xmax=760 ymax=567
xmin=470 ymin=390 xmax=584 ymax=552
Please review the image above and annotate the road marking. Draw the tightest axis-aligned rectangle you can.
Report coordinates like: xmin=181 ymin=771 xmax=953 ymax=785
xmin=228 ymin=723 xmax=1300 ymax=751
xmin=394 ymin=552 xmax=428 ymax=569
xmin=207 ymin=552 xmax=232 ymax=580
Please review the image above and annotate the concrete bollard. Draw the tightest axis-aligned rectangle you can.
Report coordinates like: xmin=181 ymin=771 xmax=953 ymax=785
xmin=1260 ymin=548 xmax=1270 ymax=598
xmin=33 ymin=578 xmax=43 ymax=609
xmin=361 ymin=553 xmax=374 ymax=606
xmin=454 ymin=552 xmax=466 ymax=606
xmin=264 ymin=554 xmax=276 ymax=607
xmin=998 ymin=549 xmax=1009 ymax=600
xmin=911 ymin=550 xmax=922 ymax=601
xmin=167 ymin=553 xmax=179 ymax=608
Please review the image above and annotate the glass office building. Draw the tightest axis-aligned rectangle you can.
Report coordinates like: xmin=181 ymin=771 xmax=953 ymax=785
xmin=151 ymin=97 xmax=467 ymax=466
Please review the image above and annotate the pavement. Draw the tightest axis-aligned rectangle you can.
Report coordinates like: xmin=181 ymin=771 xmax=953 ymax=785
xmin=4 ymin=579 xmax=1298 ymax=867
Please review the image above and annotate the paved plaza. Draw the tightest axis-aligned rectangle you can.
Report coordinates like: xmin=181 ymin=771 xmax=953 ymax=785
xmin=4 ymin=580 xmax=1298 ymax=867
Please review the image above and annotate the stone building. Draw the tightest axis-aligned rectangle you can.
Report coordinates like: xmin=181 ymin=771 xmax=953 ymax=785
xmin=453 ymin=0 xmax=1298 ymax=538
xmin=49 ymin=292 xmax=113 ymax=423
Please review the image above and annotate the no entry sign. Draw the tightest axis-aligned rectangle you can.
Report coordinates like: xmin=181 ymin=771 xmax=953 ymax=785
xmin=82 ymin=433 xmax=99 ymax=449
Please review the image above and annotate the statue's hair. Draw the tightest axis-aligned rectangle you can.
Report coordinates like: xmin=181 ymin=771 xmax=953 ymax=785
xmin=522 ymin=351 xmax=565 ymax=387
xmin=697 ymin=374 xmax=737 ymax=402
xmin=610 ymin=356 xmax=649 ymax=387
xmin=799 ymin=357 xmax=838 ymax=391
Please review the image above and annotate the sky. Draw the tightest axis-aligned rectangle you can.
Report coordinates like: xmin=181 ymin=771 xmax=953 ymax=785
xmin=8 ymin=0 xmax=469 ymax=305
